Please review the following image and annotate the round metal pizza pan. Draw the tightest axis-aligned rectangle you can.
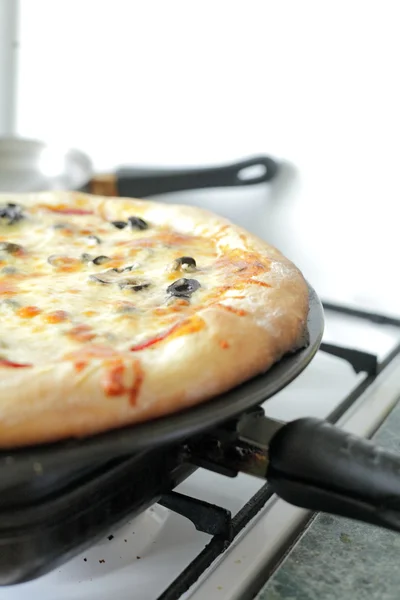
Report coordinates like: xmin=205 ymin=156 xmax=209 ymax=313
xmin=0 ymin=283 xmax=323 ymax=484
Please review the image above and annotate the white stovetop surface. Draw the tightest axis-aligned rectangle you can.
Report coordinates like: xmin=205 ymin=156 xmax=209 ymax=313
xmin=3 ymin=310 xmax=400 ymax=600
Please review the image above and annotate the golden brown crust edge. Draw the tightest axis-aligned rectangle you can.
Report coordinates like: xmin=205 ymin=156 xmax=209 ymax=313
xmin=0 ymin=191 xmax=309 ymax=448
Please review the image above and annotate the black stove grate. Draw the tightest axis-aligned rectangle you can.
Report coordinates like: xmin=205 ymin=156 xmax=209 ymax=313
xmin=158 ymin=484 xmax=274 ymax=600
xmin=154 ymin=300 xmax=400 ymax=600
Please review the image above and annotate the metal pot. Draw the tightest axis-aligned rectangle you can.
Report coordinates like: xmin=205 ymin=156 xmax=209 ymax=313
xmin=0 ymin=137 xmax=278 ymax=197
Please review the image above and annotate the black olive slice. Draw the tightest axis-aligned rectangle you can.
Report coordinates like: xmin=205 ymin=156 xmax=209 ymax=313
xmin=47 ymin=255 xmax=59 ymax=266
xmin=171 ymin=256 xmax=197 ymax=272
xmin=1 ymin=298 xmax=20 ymax=309
xmin=88 ymin=234 xmax=101 ymax=244
xmin=92 ymin=255 xmax=110 ymax=265
xmin=167 ymin=278 xmax=201 ymax=298
xmin=88 ymin=273 xmax=114 ymax=284
xmin=118 ymin=279 xmax=150 ymax=291
xmin=81 ymin=254 xmax=110 ymax=265
xmin=0 ymin=203 xmax=24 ymax=225
xmin=0 ymin=242 xmax=23 ymax=255
xmin=111 ymin=221 xmax=127 ymax=229
xmin=128 ymin=216 xmax=148 ymax=230
xmin=112 ymin=265 xmax=136 ymax=273
xmin=88 ymin=269 xmax=147 ymax=287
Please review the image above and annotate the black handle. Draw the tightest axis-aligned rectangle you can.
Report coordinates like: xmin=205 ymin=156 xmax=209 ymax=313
xmin=268 ymin=418 xmax=400 ymax=532
xmin=115 ymin=155 xmax=278 ymax=198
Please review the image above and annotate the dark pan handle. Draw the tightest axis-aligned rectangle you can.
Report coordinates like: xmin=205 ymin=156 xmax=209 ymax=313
xmin=115 ymin=155 xmax=278 ymax=198
xmin=268 ymin=418 xmax=400 ymax=532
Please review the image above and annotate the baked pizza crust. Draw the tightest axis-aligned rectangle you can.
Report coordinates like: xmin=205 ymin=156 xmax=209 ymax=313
xmin=0 ymin=191 xmax=309 ymax=447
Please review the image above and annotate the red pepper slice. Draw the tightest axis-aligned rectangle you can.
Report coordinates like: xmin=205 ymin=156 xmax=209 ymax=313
xmin=130 ymin=326 xmax=176 ymax=352
xmin=130 ymin=316 xmax=204 ymax=351
xmin=0 ymin=359 xmax=32 ymax=368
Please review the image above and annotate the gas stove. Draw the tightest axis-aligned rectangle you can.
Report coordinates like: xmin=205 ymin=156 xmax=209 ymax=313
xmin=2 ymin=300 xmax=400 ymax=600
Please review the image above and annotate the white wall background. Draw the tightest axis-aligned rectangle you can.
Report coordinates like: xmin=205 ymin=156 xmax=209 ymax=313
xmin=14 ymin=0 xmax=400 ymax=313
xmin=0 ymin=0 xmax=18 ymax=134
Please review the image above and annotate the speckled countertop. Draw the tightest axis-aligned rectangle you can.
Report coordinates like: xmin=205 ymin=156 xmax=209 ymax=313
xmin=256 ymin=399 xmax=400 ymax=600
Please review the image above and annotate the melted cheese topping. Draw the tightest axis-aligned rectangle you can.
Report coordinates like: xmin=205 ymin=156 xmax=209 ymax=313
xmin=0 ymin=200 xmax=269 ymax=368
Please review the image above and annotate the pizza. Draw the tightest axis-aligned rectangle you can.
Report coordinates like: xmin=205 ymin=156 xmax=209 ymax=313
xmin=0 ymin=191 xmax=308 ymax=448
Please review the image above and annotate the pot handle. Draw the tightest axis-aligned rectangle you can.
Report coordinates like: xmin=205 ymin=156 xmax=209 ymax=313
xmin=267 ymin=418 xmax=400 ymax=532
xmin=114 ymin=155 xmax=278 ymax=198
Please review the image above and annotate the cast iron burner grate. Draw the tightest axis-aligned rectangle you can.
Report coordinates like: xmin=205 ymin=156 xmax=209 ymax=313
xmin=154 ymin=300 xmax=400 ymax=600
